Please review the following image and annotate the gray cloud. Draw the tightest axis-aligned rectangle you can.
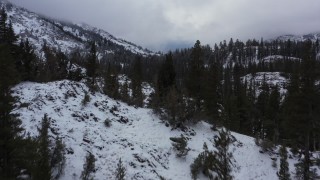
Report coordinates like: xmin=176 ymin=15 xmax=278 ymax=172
xmin=9 ymin=0 xmax=320 ymax=51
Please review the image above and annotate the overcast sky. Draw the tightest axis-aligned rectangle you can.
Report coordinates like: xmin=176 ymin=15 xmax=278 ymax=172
xmin=10 ymin=0 xmax=320 ymax=52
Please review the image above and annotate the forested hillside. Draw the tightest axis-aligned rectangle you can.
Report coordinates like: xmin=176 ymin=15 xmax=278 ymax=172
xmin=1 ymin=1 xmax=320 ymax=179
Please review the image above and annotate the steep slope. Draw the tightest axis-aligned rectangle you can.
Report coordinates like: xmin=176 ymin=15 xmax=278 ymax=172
xmin=12 ymin=80 xmax=308 ymax=180
xmin=1 ymin=1 xmax=157 ymax=56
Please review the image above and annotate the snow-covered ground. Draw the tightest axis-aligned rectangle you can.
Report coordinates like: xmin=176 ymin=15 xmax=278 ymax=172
xmin=223 ymin=53 xmax=302 ymax=68
xmin=261 ymin=55 xmax=301 ymax=63
xmin=11 ymin=80 xmax=307 ymax=180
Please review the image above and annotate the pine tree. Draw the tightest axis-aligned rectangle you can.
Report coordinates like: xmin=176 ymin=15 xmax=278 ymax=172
xmin=186 ymin=40 xmax=204 ymax=112
xmin=255 ymin=75 xmax=270 ymax=139
xmin=20 ymin=39 xmax=37 ymax=81
xmin=30 ymin=115 xmax=66 ymax=180
xmin=16 ymin=136 xmax=39 ymax=179
xmin=81 ymin=152 xmax=96 ymax=180
xmin=152 ymin=52 xmax=180 ymax=123
xmin=6 ymin=21 xmax=17 ymax=45
xmin=298 ymin=40 xmax=319 ymax=180
xmin=212 ymin=128 xmax=235 ymax=180
xmin=277 ymin=145 xmax=290 ymax=180
xmin=282 ymin=68 xmax=301 ymax=141
xmin=40 ymin=43 xmax=60 ymax=82
xmin=115 ymin=158 xmax=126 ymax=180
xmin=190 ymin=128 xmax=235 ymax=180
xmin=282 ymin=40 xmax=319 ymax=180
xmin=236 ymin=83 xmax=251 ymax=135
xmin=0 ymin=9 xmax=17 ymax=46
xmin=165 ymin=87 xmax=180 ymax=125
xmin=120 ymin=79 xmax=130 ymax=103
xmin=55 ymin=50 xmax=68 ymax=80
xmin=131 ymin=56 xmax=143 ymax=107
xmin=0 ymin=14 xmax=39 ymax=178
xmin=170 ymin=134 xmax=190 ymax=157
xmin=34 ymin=114 xmax=51 ymax=180
xmin=190 ymin=142 xmax=215 ymax=180
xmin=267 ymin=85 xmax=281 ymax=144
xmin=295 ymin=158 xmax=319 ymax=180
xmin=203 ymin=63 xmax=221 ymax=122
xmin=86 ymin=42 xmax=97 ymax=86
xmin=0 ymin=8 xmax=7 ymax=43
xmin=157 ymin=52 xmax=176 ymax=100
xmin=51 ymin=137 xmax=66 ymax=179
xmin=0 ymin=45 xmax=22 ymax=178
xmin=104 ymin=63 xmax=119 ymax=99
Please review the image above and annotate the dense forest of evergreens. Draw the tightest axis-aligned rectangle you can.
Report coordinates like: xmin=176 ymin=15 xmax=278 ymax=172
xmin=1 ymin=7 xmax=320 ymax=179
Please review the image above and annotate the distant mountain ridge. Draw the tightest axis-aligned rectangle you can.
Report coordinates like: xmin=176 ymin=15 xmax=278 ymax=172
xmin=2 ymin=1 xmax=320 ymax=58
xmin=275 ymin=32 xmax=320 ymax=42
xmin=0 ymin=1 xmax=158 ymax=57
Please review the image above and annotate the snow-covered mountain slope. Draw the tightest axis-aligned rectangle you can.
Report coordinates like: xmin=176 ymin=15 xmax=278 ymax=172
xmin=241 ymin=72 xmax=288 ymax=97
xmin=12 ymin=80 xmax=307 ymax=180
xmin=275 ymin=33 xmax=320 ymax=59
xmin=276 ymin=33 xmax=320 ymax=42
xmin=223 ymin=54 xmax=302 ymax=69
xmin=260 ymin=55 xmax=301 ymax=63
xmin=1 ymin=1 xmax=157 ymax=56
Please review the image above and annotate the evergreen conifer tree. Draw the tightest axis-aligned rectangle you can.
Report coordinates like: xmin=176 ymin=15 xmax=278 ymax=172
xmin=86 ymin=42 xmax=97 ymax=86
xmin=40 ymin=43 xmax=60 ymax=82
xmin=212 ymin=128 xmax=235 ymax=180
xmin=81 ymin=152 xmax=96 ymax=180
xmin=20 ymin=39 xmax=37 ymax=81
xmin=267 ymin=85 xmax=281 ymax=143
xmin=190 ymin=142 xmax=215 ymax=180
xmin=157 ymin=52 xmax=176 ymax=101
xmin=131 ymin=56 xmax=143 ymax=107
xmin=256 ymin=75 xmax=270 ymax=139
xmin=203 ymin=63 xmax=221 ymax=122
xmin=0 ymin=8 xmax=7 ymax=43
xmin=6 ymin=21 xmax=17 ymax=44
xmin=0 ymin=45 xmax=22 ymax=178
xmin=115 ymin=158 xmax=126 ymax=180
xmin=34 ymin=114 xmax=51 ymax=180
xmin=51 ymin=137 xmax=66 ymax=179
xmin=104 ymin=63 xmax=119 ymax=99
xmin=170 ymin=134 xmax=190 ymax=157
xmin=165 ymin=87 xmax=180 ymax=125
xmin=277 ymin=145 xmax=290 ymax=180
xmin=186 ymin=40 xmax=204 ymax=112
xmin=282 ymin=40 xmax=319 ymax=180
xmin=120 ymin=79 xmax=130 ymax=102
